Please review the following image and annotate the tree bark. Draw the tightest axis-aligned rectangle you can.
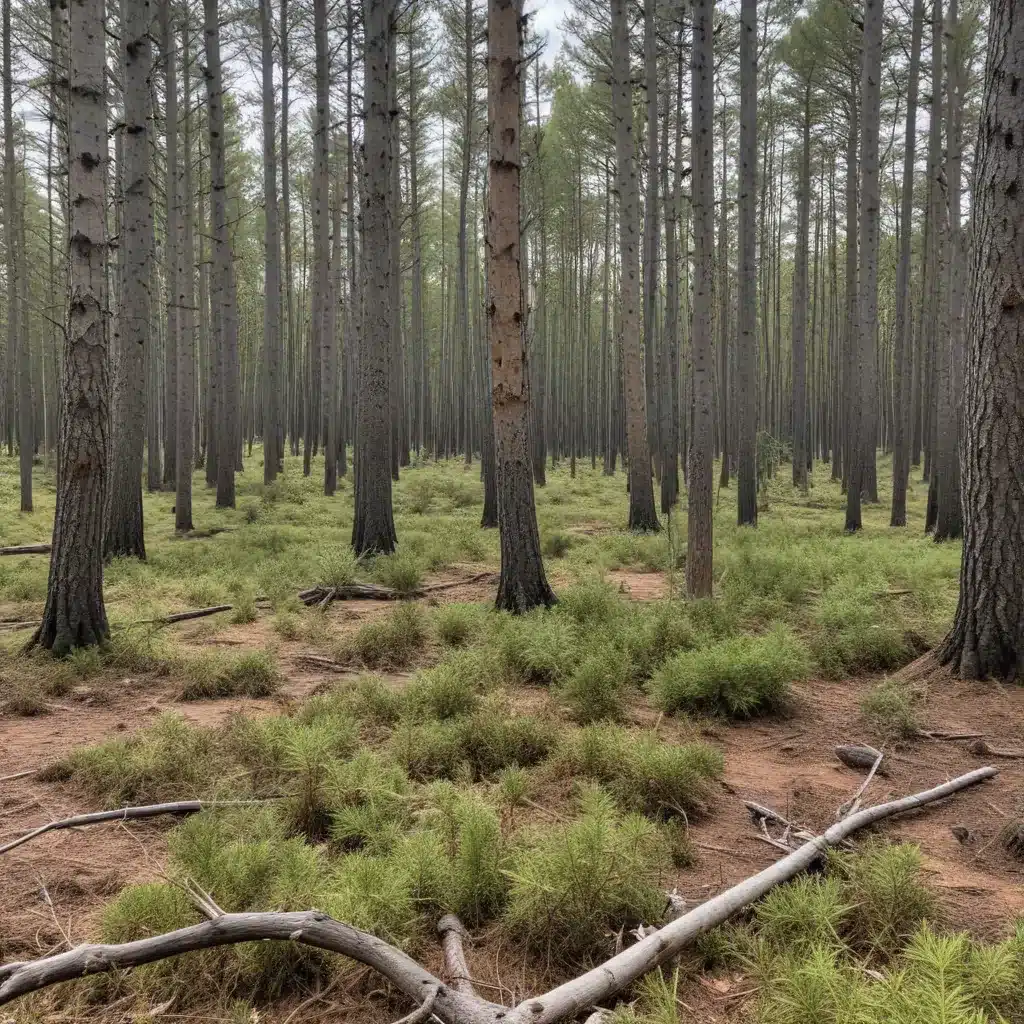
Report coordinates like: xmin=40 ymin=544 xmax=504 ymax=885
xmin=890 ymin=0 xmax=923 ymax=527
xmin=106 ymin=0 xmax=153 ymax=559
xmin=642 ymin=0 xmax=660 ymax=474
xmin=938 ymin=0 xmax=1024 ymax=678
xmin=611 ymin=0 xmax=659 ymax=533
xmin=487 ymin=0 xmax=554 ymax=612
xmin=791 ymin=83 xmax=811 ymax=494
xmin=736 ymin=0 xmax=757 ymax=525
xmin=352 ymin=0 xmax=398 ymax=556
xmin=32 ymin=0 xmax=110 ymax=654
xmin=688 ymin=0 xmax=714 ymax=593
xmin=161 ymin=0 xmax=177 ymax=492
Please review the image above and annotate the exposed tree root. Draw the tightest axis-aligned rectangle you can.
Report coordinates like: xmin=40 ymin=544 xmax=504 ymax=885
xmin=0 ymin=768 xmax=996 ymax=1021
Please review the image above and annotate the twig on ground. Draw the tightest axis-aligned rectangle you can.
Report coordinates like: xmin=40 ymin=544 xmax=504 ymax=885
xmin=0 ymin=545 xmax=50 ymax=556
xmin=969 ymin=739 xmax=1024 ymax=759
xmin=916 ymin=730 xmax=985 ymax=741
xmin=0 ymin=800 xmax=277 ymax=856
xmin=0 ymin=769 xmax=38 ymax=784
xmin=837 ymin=748 xmax=884 ymax=819
xmin=135 ymin=605 xmax=234 ymax=626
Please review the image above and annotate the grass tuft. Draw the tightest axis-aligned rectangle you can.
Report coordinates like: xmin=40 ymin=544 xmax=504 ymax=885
xmin=339 ymin=603 xmax=428 ymax=670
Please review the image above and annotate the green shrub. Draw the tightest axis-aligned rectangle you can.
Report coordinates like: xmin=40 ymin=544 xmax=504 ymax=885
xmin=318 ymin=548 xmax=361 ymax=589
xmin=496 ymin=609 xmax=578 ymax=685
xmin=556 ymin=579 xmax=624 ymax=626
xmin=459 ymin=705 xmax=556 ymax=776
xmin=812 ymin=591 xmax=915 ymax=679
xmin=341 ymin=603 xmax=428 ymax=670
xmin=434 ymin=603 xmax=488 ymax=647
xmin=651 ymin=627 xmax=808 ymax=717
xmin=179 ymin=649 xmax=280 ymax=700
xmin=861 ymin=678 xmax=921 ymax=739
xmin=755 ymin=875 xmax=850 ymax=952
xmin=560 ymin=647 xmax=629 ymax=723
xmin=503 ymin=788 xmax=670 ymax=962
xmin=404 ymin=477 xmax=436 ymax=515
xmin=542 ymin=531 xmax=574 ymax=558
xmin=372 ymin=550 xmax=425 ymax=595
xmin=404 ymin=655 xmax=482 ymax=720
xmin=344 ymin=674 xmax=405 ymax=725
xmin=621 ymin=602 xmax=703 ymax=680
xmin=390 ymin=719 xmax=467 ymax=780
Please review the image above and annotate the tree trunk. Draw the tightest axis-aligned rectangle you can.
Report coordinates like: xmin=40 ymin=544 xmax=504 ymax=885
xmin=611 ymin=0 xmax=659 ymax=533
xmin=161 ymin=0 xmax=177 ymax=493
xmin=687 ymin=0 xmax=714 ymax=594
xmin=106 ymin=0 xmax=153 ymax=559
xmin=889 ymin=0 xmax=923 ymax=527
xmin=488 ymin=0 xmax=554 ymax=612
xmin=352 ymin=0 xmax=398 ymax=555
xmin=176 ymin=8 xmax=195 ymax=530
xmin=204 ymin=0 xmax=236 ymax=508
xmin=261 ymin=0 xmax=281 ymax=484
xmin=846 ymin=0 xmax=882 ymax=532
xmin=791 ymin=83 xmax=811 ymax=494
xmin=937 ymin=0 xmax=1024 ymax=679
xmin=642 ymin=0 xmax=660 ymax=474
xmin=736 ymin=0 xmax=757 ymax=525
xmin=32 ymin=0 xmax=110 ymax=654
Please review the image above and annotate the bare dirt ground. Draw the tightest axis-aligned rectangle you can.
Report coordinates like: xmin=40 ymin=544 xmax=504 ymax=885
xmin=1 ymin=573 xmax=1023 ymax=1022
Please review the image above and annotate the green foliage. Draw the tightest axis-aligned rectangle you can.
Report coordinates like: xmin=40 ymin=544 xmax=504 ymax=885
xmin=559 ymin=647 xmax=629 ymax=722
xmin=434 ymin=603 xmax=488 ymax=647
xmin=403 ymin=653 xmax=485 ymax=720
xmin=557 ymin=725 xmax=722 ymax=817
xmin=179 ymin=649 xmax=280 ymax=701
xmin=542 ymin=531 xmax=574 ymax=558
xmin=861 ymin=678 xmax=922 ymax=739
xmin=495 ymin=608 xmax=579 ymax=685
xmin=812 ymin=590 xmax=915 ymax=679
xmin=755 ymin=876 xmax=851 ymax=951
xmin=503 ymin=789 xmax=670 ymax=962
xmin=651 ymin=627 xmax=808 ymax=717
xmin=318 ymin=549 xmax=361 ymax=589
xmin=372 ymin=550 xmax=425 ymax=595
xmin=340 ymin=603 xmax=428 ymax=670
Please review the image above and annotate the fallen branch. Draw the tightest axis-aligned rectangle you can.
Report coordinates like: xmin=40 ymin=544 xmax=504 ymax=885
xmin=837 ymin=748 xmax=884 ymax=819
xmin=0 ymin=544 xmax=50 ymax=556
xmin=438 ymin=914 xmax=476 ymax=996
xmin=137 ymin=605 xmax=234 ymax=626
xmin=916 ymin=730 xmax=985 ymax=741
xmin=0 ymin=800 xmax=274 ymax=856
xmin=299 ymin=573 xmax=498 ymax=607
xmin=0 ymin=769 xmax=997 ymax=1023
xmin=969 ymin=739 xmax=1024 ymax=759
xmin=0 ymin=769 xmax=37 ymax=784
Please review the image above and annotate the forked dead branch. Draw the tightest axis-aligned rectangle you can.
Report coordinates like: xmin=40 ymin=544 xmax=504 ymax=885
xmin=0 ymin=767 xmax=996 ymax=1021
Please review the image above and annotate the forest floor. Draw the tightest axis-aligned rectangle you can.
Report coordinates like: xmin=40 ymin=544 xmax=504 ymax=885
xmin=1 ymin=450 xmax=1022 ymax=1024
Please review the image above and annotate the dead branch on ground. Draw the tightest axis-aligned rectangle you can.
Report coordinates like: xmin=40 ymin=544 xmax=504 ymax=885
xmin=0 ymin=545 xmax=50 ymax=556
xmin=299 ymin=573 xmax=497 ymax=607
xmin=0 ymin=767 xmax=996 ymax=1022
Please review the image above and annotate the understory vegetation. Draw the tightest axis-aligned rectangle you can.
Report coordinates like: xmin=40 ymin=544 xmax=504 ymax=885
xmin=0 ymin=454 xmax=993 ymax=1021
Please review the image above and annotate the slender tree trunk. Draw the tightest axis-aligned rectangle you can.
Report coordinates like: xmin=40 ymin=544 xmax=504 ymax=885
xmin=791 ymin=83 xmax=812 ymax=494
xmin=611 ymin=0 xmax=659 ymax=532
xmin=736 ymin=0 xmax=757 ymax=525
xmin=688 ymin=0 xmax=714 ymax=593
xmin=352 ymin=0 xmax=397 ymax=555
xmin=531 ymin=59 xmax=547 ymax=485
xmin=717 ymin=97 xmax=731 ymax=489
xmin=176 ymin=9 xmax=195 ymax=529
xmin=106 ymin=0 xmax=153 ymax=558
xmin=846 ymin=0 xmax=883 ymax=532
xmin=642 ymin=0 xmax=660 ymax=473
xmin=281 ymin=0 xmax=297 ymax=457
xmin=890 ymin=0 xmax=923 ymax=526
xmin=161 ymin=0 xmax=177 ymax=492
xmin=32 ymin=0 xmax=110 ymax=653
xmin=204 ymin=0 xmax=236 ymax=507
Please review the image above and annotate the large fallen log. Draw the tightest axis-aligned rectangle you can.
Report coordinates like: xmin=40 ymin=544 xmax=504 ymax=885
xmin=0 ymin=544 xmax=50 ymax=556
xmin=299 ymin=572 xmax=497 ymax=607
xmin=0 ymin=767 xmax=995 ymax=1021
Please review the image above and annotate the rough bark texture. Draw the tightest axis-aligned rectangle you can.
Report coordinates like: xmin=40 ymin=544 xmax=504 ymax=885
xmin=204 ymin=0 xmax=236 ymax=508
xmin=161 ymin=0 xmax=177 ymax=492
xmin=611 ymin=0 xmax=659 ymax=533
xmin=32 ymin=0 xmax=110 ymax=654
xmin=642 ymin=0 xmax=660 ymax=471
xmin=937 ymin=0 xmax=1024 ymax=680
xmin=106 ymin=0 xmax=152 ymax=560
xmin=687 ymin=0 xmax=714 ymax=595
xmin=791 ymin=85 xmax=811 ymax=494
xmin=736 ymin=0 xmax=757 ymax=525
xmin=889 ymin=0 xmax=923 ymax=527
xmin=487 ymin=0 xmax=555 ymax=613
xmin=261 ymin=0 xmax=281 ymax=484
xmin=352 ymin=0 xmax=397 ymax=556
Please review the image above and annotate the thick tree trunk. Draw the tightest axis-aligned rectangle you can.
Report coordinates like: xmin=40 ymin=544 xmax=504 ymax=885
xmin=611 ymin=0 xmax=659 ymax=533
xmin=890 ymin=0 xmax=923 ymax=527
xmin=736 ymin=0 xmax=757 ymax=525
xmin=488 ymin=0 xmax=554 ymax=613
xmin=32 ymin=0 xmax=110 ymax=654
xmin=352 ymin=0 xmax=397 ymax=556
xmin=261 ymin=0 xmax=281 ymax=484
xmin=938 ymin=0 xmax=1024 ymax=679
xmin=176 ymin=10 xmax=195 ymax=530
xmin=688 ymin=0 xmax=714 ymax=594
xmin=204 ymin=0 xmax=236 ymax=507
xmin=106 ymin=0 xmax=153 ymax=559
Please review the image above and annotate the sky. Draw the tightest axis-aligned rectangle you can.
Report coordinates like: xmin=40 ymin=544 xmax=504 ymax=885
xmin=528 ymin=0 xmax=570 ymax=64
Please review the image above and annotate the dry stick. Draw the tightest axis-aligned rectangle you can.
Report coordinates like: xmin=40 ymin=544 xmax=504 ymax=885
xmin=393 ymin=985 xmax=441 ymax=1024
xmin=0 ymin=545 xmax=50 ymax=556
xmin=0 ymin=800 xmax=274 ymax=856
xmin=137 ymin=605 xmax=234 ymax=626
xmin=0 ymin=769 xmax=37 ymax=784
xmin=438 ymin=915 xmax=476 ymax=997
xmin=837 ymin=749 xmax=884 ymax=819
xmin=969 ymin=739 xmax=1024 ymax=759
xmin=0 ymin=769 xmax=998 ymax=1024
xmin=916 ymin=730 xmax=985 ymax=741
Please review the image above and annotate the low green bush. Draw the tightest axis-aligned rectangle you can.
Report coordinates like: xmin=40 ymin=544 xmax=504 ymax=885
xmin=340 ymin=603 xmax=428 ymax=670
